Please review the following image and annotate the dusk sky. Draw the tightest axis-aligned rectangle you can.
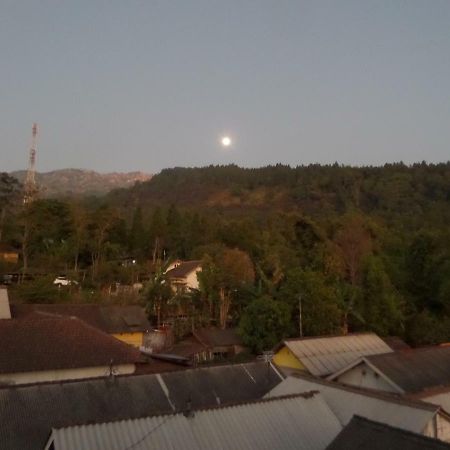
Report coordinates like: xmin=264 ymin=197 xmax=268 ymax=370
xmin=1 ymin=1 xmax=450 ymax=174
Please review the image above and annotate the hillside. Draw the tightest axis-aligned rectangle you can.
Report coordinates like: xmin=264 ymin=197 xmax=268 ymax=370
xmin=109 ymin=163 xmax=450 ymax=223
xmin=11 ymin=169 xmax=151 ymax=197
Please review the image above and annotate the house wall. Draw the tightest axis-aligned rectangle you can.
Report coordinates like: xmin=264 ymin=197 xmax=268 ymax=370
xmin=273 ymin=346 xmax=304 ymax=370
xmin=333 ymin=362 xmax=399 ymax=393
xmin=422 ymin=414 xmax=450 ymax=442
xmin=436 ymin=413 xmax=450 ymax=442
xmin=423 ymin=392 xmax=450 ymax=417
xmin=185 ymin=269 xmax=200 ymax=290
xmin=0 ymin=364 xmax=135 ymax=386
xmin=112 ymin=332 xmax=144 ymax=347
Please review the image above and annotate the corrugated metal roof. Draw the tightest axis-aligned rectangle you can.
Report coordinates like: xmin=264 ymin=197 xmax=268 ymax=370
xmin=1 ymin=361 xmax=283 ymax=450
xmin=327 ymin=416 xmax=450 ymax=450
xmin=267 ymin=375 xmax=438 ymax=435
xmin=364 ymin=346 xmax=450 ymax=394
xmin=46 ymin=393 xmax=343 ymax=450
xmin=283 ymin=333 xmax=393 ymax=376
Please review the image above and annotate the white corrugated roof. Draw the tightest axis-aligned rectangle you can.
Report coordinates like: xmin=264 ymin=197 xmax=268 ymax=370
xmin=46 ymin=394 xmax=343 ymax=450
xmin=283 ymin=333 xmax=393 ymax=376
xmin=267 ymin=376 xmax=438 ymax=435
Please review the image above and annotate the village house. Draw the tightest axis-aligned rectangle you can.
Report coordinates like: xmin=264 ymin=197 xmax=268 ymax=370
xmin=144 ymin=327 xmax=247 ymax=365
xmin=267 ymin=373 xmax=450 ymax=443
xmin=272 ymin=333 xmax=394 ymax=377
xmin=328 ymin=346 xmax=450 ymax=412
xmin=0 ymin=287 xmax=142 ymax=385
xmin=11 ymin=302 xmax=150 ymax=347
xmin=0 ymin=315 xmax=140 ymax=385
xmin=165 ymin=260 xmax=202 ymax=293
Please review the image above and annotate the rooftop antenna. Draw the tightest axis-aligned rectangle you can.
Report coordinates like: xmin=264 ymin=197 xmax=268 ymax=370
xmin=23 ymin=123 xmax=38 ymax=204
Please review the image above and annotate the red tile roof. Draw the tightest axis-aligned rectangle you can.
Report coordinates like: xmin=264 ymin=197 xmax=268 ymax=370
xmin=0 ymin=315 xmax=140 ymax=375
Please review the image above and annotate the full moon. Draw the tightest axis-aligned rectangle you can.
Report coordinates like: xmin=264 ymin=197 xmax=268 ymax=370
xmin=221 ymin=136 xmax=232 ymax=147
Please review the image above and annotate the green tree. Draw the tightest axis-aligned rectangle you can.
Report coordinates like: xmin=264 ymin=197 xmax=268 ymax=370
xmin=239 ymin=295 xmax=291 ymax=353
xmin=358 ymin=256 xmax=404 ymax=335
xmin=199 ymin=248 xmax=255 ymax=328
xmin=0 ymin=173 xmax=21 ymax=243
xmin=277 ymin=268 xmax=343 ymax=336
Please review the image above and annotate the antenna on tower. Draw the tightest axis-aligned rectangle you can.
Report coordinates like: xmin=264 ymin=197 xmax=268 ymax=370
xmin=23 ymin=123 xmax=38 ymax=204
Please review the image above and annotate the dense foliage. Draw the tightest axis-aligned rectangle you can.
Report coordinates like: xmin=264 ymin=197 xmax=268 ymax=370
xmin=2 ymin=162 xmax=450 ymax=348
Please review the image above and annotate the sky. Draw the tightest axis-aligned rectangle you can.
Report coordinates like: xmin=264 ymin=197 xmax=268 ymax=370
xmin=1 ymin=1 xmax=449 ymax=174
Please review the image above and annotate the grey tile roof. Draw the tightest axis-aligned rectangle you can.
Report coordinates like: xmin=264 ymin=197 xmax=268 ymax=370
xmin=0 ymin=361 xmax=283 ymax=450
xmin=46 ymin=393 xmax=342 ymax=450
xmin=280 ymin=333 xmax=393 ymax=377
xmin=267 ymin=374 xmax=440 ymax=435
xmin=11 ymin=303 xmax=151 ymax=334
xmin=365 ymin=346 xmax=450 ymax=393
xmin=327 ymin=415 xmax=450 ymax=450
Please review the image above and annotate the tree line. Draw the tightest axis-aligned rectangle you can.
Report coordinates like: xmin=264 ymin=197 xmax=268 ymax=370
xmin=1 ymin=162 xmax=450 ymax=349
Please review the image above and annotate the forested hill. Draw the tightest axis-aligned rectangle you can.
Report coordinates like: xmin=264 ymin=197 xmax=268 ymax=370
xmin=3 ymin=162 xmax=450 ymax=347
xmin=110 ymin=163 xmax=450 ymax=221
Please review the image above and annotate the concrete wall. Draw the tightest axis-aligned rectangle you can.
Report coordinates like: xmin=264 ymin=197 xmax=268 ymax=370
xmin=0 ymin=364 xmax=135 ymax=386
xmin=334 ymin=362 xmax=399 ymax=393
xmin=0 ymin=288 xmax=11 ymax=319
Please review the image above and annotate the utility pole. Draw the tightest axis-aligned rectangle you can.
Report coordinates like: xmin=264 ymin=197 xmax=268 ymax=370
xmin=23 ymin=123 xmax=38 ymax=204
xmin=299 ymin=294 xmax=303 ymax=338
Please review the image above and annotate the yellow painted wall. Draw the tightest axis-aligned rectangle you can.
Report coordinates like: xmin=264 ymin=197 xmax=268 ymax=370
xmin=112 ymin=332 xmax=143 ymax=347
xmin=273 ymin=345 xmax=305 ymax=370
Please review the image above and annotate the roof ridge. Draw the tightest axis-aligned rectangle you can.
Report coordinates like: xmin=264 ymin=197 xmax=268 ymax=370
xmin=283 ymin=332 xmax=378 ymax=342
xmin=51 ymin=392 xmax=322 ymax=432
xmin=290 ymin=373 xmax=439 ymax=412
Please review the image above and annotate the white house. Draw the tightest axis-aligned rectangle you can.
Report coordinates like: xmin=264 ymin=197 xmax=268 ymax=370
xmin=165 ymin=260 xmax=202 ymax=293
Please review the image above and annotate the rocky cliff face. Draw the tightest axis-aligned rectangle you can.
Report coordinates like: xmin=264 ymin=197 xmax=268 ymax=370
xmin=11 ymin=169 xmax=152 ymax=197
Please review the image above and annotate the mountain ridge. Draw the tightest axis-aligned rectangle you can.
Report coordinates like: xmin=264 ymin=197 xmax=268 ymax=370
xmin=11 ymin=168 xmax=152 ymax=197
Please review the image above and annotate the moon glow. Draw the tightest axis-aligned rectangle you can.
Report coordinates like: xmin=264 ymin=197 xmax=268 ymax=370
xmin=221 ymin=136 xmax=232 ymax=147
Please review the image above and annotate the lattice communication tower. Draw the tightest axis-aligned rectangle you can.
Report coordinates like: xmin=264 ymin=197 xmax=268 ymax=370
xmin=23 ymin=123 xmax=38 ymax=204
